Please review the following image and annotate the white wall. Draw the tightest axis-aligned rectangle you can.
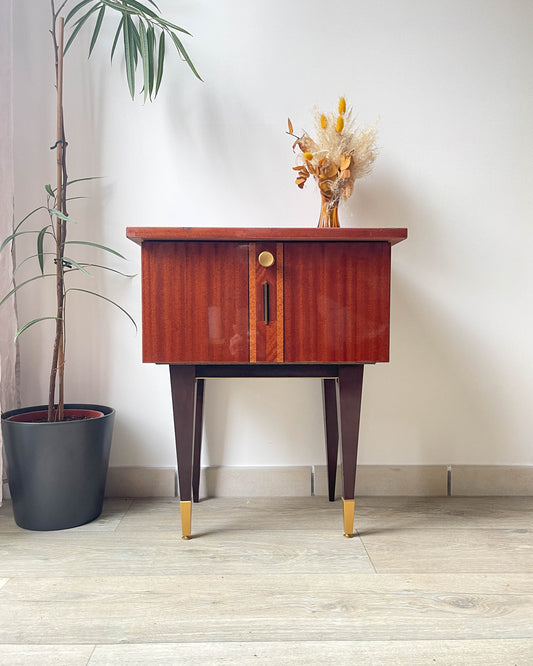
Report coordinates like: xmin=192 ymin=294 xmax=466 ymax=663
xmin=12 ymin=0 xmax=533 ymax=469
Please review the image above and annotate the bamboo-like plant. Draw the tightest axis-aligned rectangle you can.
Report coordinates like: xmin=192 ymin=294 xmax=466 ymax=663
xmin=0 ymin=0 xmax=200 ymax=421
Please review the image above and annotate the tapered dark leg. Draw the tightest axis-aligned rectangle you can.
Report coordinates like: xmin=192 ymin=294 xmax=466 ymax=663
xmin=192 ymin=378 xmax=204 ymax=503
xmin=338 ymin=365 xmax=364 ymax=537
xmin=169 ymin=364 xmax=196 ymax=539
xmin=322 ymin=378 xmax=339 ymax=501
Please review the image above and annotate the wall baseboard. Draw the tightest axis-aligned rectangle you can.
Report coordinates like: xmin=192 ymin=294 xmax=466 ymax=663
xmin=105 ymin=466 xmax=176 ymax=498
xmin=451 ymin=465 xmax=533 ymax=496
xmin=102 ymin=465 xmax=533 ymax=498
xmin=4 ymin=466 xmax=532 ymax=501
xmin=314 ymin=465 xmax=448 ymax=497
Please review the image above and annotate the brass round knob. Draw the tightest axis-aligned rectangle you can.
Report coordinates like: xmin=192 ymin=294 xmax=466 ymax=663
xmin=258 ymin=251 xmax=275 ymax=267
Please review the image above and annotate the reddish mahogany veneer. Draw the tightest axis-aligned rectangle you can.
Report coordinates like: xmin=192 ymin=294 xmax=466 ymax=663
xmin=284 ymin=242 xmax=390 ymax=363
xmin=127 ymin=226 xmax=407 ymax=245
xmin=128 ymin=228 xmax=407 ymax=365
xmin=141 ymin=241 xmax=249 ymax=363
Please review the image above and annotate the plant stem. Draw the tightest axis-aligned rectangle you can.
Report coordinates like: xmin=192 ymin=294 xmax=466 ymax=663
xmin=48 ymin=6 xmax=68 ymax=422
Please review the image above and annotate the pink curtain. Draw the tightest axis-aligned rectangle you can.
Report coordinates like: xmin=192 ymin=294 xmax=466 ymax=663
xmin=0 ymin=0 xmax=20 ymax=504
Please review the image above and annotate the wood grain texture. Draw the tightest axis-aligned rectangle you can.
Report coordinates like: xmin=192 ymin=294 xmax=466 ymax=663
xmin=111 ymin=497 xmax=533 ymax=532
xmin=127 ymin=226 xmax=408 ymax=245
xmin=249 ymin=242 xmax=281 ymax=362
xmin=276 ymin=242 xmax=284 ymax=362
xmin=1 ymin=573 xmax=532 ymax=644
xmin=89 ymin=639 xmax=533 ymax=666
xmin=2 ymin=640 xmax=531 ymax=665
xmin=1 ymin=497 xmax=533 ymax=655
xmin=0 ymin=530 xmax=374 ymax=578
xmin=360 ymin=527 xmax=533 ymax=573
xmin=284 ymin=242 xmax=391 ymax=362
xmin=248 ymin=243 xmax=257 ymax=362
xmin=0 ymin=645 xmax=95 ymax=665
xmin=141 ymin=241 xmax=249 ymax=363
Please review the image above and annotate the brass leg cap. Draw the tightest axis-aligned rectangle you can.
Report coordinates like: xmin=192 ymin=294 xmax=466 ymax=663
xmin=342 ymin=498 xmax=355 ymax=538
xmin=180 ymin=500 xmax=192 ymax=540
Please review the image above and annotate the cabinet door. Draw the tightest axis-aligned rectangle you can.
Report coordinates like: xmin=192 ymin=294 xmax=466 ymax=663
xmin=283 ymin=242 xmax=391 ymax=363
xmin=249 ymin=242 xmax=284 ymax=363
xmin=141 ymin=241 xmax=249 ymax=363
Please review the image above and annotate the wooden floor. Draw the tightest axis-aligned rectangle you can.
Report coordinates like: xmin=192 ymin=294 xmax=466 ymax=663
xmin=0 ymin=496 xmax=532 ymax=665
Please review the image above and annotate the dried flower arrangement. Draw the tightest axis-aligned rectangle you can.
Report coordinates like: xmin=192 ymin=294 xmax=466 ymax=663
xmin=287 ymin=97 xmax=378 ymax=227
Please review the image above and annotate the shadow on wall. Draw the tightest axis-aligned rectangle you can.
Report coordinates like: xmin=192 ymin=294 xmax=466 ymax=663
xmin=352 ymin=170 xmax=515 ymax=465
xmin=194 ymin=169 xmax=514 ymax=469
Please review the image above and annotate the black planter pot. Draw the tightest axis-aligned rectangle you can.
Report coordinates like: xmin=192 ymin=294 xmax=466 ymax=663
xmin=1 ymin=404 xmax=114 ymax=531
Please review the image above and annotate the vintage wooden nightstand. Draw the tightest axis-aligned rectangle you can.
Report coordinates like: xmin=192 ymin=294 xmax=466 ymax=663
xmin=127 ymin=227 xmax=407 ymax=538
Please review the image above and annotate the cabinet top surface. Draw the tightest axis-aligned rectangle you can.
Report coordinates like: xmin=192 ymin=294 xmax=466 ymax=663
xmin=126 ymin=227 xmax=408 ymax=245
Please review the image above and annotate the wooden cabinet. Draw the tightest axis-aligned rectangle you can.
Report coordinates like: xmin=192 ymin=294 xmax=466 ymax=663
xmin=134 ymin=229 xmax=404 ymax=365
xmin=127 ymin=227 xmax=407 ymax=538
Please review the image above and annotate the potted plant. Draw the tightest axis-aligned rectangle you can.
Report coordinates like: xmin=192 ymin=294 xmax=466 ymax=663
xmin=0 ymin=0 xmax=200 ymax=530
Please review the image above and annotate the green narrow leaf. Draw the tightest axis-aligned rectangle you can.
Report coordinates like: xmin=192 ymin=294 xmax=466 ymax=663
xmin=157 ymin=17 xmax=192 ymax=36
xmin=13 ymin=206 xmax=48 ymax=234
xmin=1 ymin=229 xmax=44 ymax=254
xmin=89 ymin=5 xmax=106 ymax=56
xmin=14 ymin=318 xmax=60 ymax=343
xmin=37 ymin=226 xmax=50 ymax=275
xmin=120 ymin=0 xmax=159 ymax=20
xmin=111 ymin=14 xmax=124 ymax=62
xmin=102 ymin=0 xmax=141 ymax=16
xmin=123 ymin=13 xmax=136 ymax=98
xmin=64 ymin=240 xmax=127 ymax=259
xmin=0 ymin=233 xmax=16 ymax=254
xmin=155 ymin=30 xmax=165 ymax=96
xmin=146 ymin=23 xmax=155 ymax=98
xmin=48 ymin=208 xmax=75 ymax=223
xmin=66 ymin=176 xmax=103 ymax=186
xmin=61 ymin=257 xmax=93 ymax=275
xmin=129 ymin=15 xmax=141 ymax=67
xmin=78 ymin=263 xmax=137 ymax=278
xmin=0 ymin=274 xmax=55 ymax=308
xmin=137 ymin=17 xmax=150 ymax=101
xmin=13 ymin=253 xmax=55 ymax=277
xmin=64 ymin=0 xmax=97 ymax=25
xmin=169 ymin=30 xmax=202 ymax=80
xmin=45 ymin=184 xmax=55 ymax=197
xmin=64 ymin=5 xmax=101 ymax=54
xmin=67 ymin=288 xmax=137 ymax=331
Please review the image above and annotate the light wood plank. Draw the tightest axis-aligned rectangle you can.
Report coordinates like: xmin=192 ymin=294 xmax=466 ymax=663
xmin=360 ymin=527 xmax=533 ymax=573
xmin=0 ymin=644 xmax=95 ymax=665
xmin=0 ymin=529 xmax=374 ymax=577
xmin=354 ymin=496 xmax=533 ymax=530
xmin=88 ymin=639 xmax=533 ymax=666
xmin=116 ymin=497 xmax=345 ymax=532
xmin=114 ymin=497 xmax=533 ymax=533
xmin=1 ymin=574 xmax=532 ymax=644
xmin=0 ymin=499 xmax=133 ymax=534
